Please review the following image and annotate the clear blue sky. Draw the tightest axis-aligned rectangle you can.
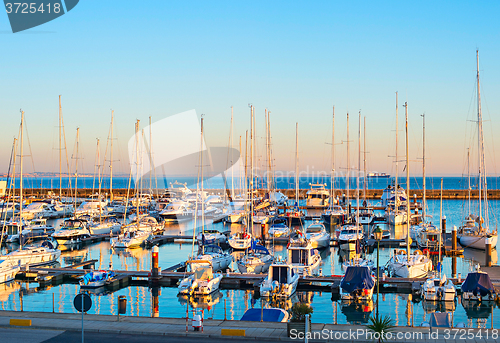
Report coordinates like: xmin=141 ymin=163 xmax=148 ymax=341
xmin=1 ymin=1 xmax=499 ymax=177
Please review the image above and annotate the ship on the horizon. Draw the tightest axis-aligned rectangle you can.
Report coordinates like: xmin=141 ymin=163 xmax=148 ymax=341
xmin=366 ymin=172 xmax=390 ymax=178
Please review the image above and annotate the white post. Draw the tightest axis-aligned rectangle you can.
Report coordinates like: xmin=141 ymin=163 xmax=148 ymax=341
xmin=305 ymin=314 xmax=310 ymax=343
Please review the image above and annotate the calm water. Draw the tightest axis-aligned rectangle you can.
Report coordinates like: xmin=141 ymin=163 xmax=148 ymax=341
xmin=0 ymin=198 xmax=498 ymax=328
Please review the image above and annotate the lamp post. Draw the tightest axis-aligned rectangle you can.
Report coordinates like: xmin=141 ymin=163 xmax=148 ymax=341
xmin=373 ymin=226 xmax=383 ymax=318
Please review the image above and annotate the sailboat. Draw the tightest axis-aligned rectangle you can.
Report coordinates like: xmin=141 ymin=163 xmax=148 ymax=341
xmin=338 ymin=112 xmax=364 ymax=251
xmin=2 ymin=111 xmax=60 ymax=268
xmin=413 ymin=114 xmax=440 ymax=249
xmin=192 ymin=117 xmax=232 ymax=271
xmin=385 ymin=93 xmax=408 ymax=226
xmin=236 ymin=241 xmax=273 ymax=274
xmin=322 ymin=107 xmax=347 ymax=225
xmin=457 ymin=51 xmax=498 ymax=250
xmin=387 ymin=102 xmax=432 ymax=278
xmin=283 ymin=123 xmax=305 ymax=226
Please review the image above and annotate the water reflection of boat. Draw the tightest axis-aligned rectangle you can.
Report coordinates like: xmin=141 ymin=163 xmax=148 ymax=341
xmin=0 ymin=280 xmax=21 ymax=302
xmin=421 ymin=299 xmax=456 ymax=313
xmin=261 ymin=293 xmax=299 ymax=311
xmin=340 ymin=301 xmax=374 ymax=324
xmin=177 ymin=290 xmax=223 ymax=310
xmin=462 ymin=298 xmax=494 ymax=319
xmin=60 ymin=249 xmax=87 ymax=265
xmin=83 ymin=286 xmax=110 ymax=296
xmin=462 ymin=248 xmax=498 ymax=266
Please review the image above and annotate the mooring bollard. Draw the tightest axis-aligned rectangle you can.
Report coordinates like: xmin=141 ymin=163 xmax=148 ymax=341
xmin=485 ymin=237 xmax=492 ymax=267
xmin=150 ymin=245 xmax=159 ymax=284
xmin=52 ymin=293 xmax=55 ymax=313
xmin=452 ymin=225 xmax=457 ymax=251
xmin=441 ymin=216 xmax=447 ymax=235
xmin=305 ymin=314 xmax=310 ymax=343
xmin=224 ymin=299 xmax=227 ymax=320
xmin=20 ymin=292 xmax=23 ymax=312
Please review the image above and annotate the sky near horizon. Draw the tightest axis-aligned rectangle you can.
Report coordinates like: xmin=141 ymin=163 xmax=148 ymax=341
xmin=1 ymin=1 xmax=499 ymax=178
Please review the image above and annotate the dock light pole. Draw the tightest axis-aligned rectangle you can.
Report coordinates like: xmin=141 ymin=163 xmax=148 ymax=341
xmin=373 ymin=226 xmax=383 ymax=318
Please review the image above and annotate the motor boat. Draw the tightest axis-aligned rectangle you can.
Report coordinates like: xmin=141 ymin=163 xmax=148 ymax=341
xmin=2 ymin=240 xmax=60 ymax=267
xmin=75 ymin=200 xmax=108 ymax=217
xmin=385 ymin=203 xmax=407 ymax=226
xmin=159 ymin=200 xmax=192 ymax=223
xmin=228 ymin=231 xmax=252 ymax=250
xmin=387 ymin=249 xmax=432 ymax=278
xmin=461 ymin=267 xmax=497 ymax=302
xmin=52 ymin=218 xmax=91 ymax=245
xmin=20 ymin=218 xmax=55 ymax=243
xmin=337 ymin=224 xmax=364 ymax=250
xmin=21 ymin=201 xmax=72 ymax=220
xmin=357 ymin=207 xmax=375 ymax=225
xmin=306 ymin=183 xmax=330 ymax=208
xmin=321 ymin=205 xmax=346 ymax=225
xmin=421 ymin=272 xmax=456 ymax=301
xmin=340 ymin=265 xmax=375 ymax=301
xmin=341 ymin=256 xmax=374 ymax=274
xmin=287 ymin=238 xmax=321 ymax=276
xmin=237 ymin=244 xmax=273 ymax=274
xmin=305 ymin=221 xmax=330 ymax=249
xmin=259 ymin=261 xmax=299 ymax=298
xmin=80 ymin=270 xmax=115 ymax=288
xmin=178 ymin=260 xmax=223 ymax=296
xmin=88 ymin=216 xmax=122 ymax=235
xmin=191 ymin=244 xmax=232 ymax=272
xmin=416 ymin=223 xmax=441 ymax=250
xmin=268 ymin=218 xmax=291 ymax=238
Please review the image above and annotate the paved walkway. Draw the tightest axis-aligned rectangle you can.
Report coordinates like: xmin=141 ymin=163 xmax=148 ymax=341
xmin=0 ymin=310 xmax=498 ymax=342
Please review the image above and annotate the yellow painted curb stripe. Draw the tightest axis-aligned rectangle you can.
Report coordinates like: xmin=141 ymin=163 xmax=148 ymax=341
xmin=221 ymin=328 xmax=245 ymax=336
xmin=10 ymin=319 xmax=32 ymax=326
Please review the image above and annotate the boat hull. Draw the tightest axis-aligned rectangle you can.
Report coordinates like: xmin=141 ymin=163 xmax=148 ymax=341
xmin=458 ymin=234 xmax=498 ymax=250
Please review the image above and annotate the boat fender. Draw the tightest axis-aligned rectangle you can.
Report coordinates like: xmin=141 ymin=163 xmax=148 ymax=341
xmin=414 ymin=250 xmax=422 ymax=255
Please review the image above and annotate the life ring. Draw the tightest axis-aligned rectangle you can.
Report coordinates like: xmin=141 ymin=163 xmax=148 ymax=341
xmin=398 ymin=250 xmax=407 ymax=255
xmin=414 ymin=249 xmax=423 ymax=255
xmin=422 ymin=248 xmax=430 ymax=255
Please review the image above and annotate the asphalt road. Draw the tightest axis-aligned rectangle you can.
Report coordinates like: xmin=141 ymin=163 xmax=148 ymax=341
xmin=0 ymin=328 xmax=251 ymax=343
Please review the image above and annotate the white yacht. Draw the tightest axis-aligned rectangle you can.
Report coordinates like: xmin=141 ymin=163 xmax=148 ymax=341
xmin=385 ymin=203 xmax=407 ymax=226
xmin=415 ymin=223 xmax=441 ymax=250
xmin=268 ymin=221 xmax=291 ymax=238
xmin=20 ymin=218 xmax=55 ymax=242
xmin=191 ymin=245 xmax=232 ymax=272
xmin=287 ymin=239 xmax=321 ymax=276
xmin=387 ymin=249 xmax=432 ymax=278
xmin=52 ymin=218 xmax=91 ymax=244
xmin=306 ymin=183 xmax=330 ymax=208
xmin=304 ymin=221 xmax=330 ymax=249
xmin=421 ymin=273 xmax=456 ymax=301
xmin=110 ymin=229 xmax=150 ymax=249
xmin=159 ymin=200 xmax=192 ymax=223
xmin=75 ymin=200 xmax=108 ymax=217
xmin=458 ymin=215 xmax=498 ymax=250
xmin=237 ymin=244 xmax=273 ymax=274
xmin=228 ymin=231 xmax=252 ymax=250
xmin=178 ymin=261 xmax=223 ymax=296
xmin=2 ymin=241 xmax=60 ymax=267
xmin=341 ymin=255 xmax=374 ymax=273
xmin=357 ymin=207 xmax=375 ymax=226
xmin=337 ymin=224 xmax=364 ymax=250
xmin=88 ymin=216 xmax=122 ymax=236
xmin=259 ymin=261 xmax=299 ymax=298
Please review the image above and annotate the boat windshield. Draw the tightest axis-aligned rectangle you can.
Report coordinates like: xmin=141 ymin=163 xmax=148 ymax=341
xmin=306 ymin=226 xmax=323 ymax=233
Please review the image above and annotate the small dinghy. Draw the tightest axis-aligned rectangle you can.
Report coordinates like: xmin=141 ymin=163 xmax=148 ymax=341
xmin=80 ymin=270 xmax=115 ymax=288
xmin=240 ymin=308 xmax=289 ymax=322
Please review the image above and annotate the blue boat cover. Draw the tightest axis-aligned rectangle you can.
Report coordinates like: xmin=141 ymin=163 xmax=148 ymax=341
xmin=253 ymin=244 xmax=270 ymax=255
xmin=341 ymin=266 xmax=374 ymax=293
xmin=461 ymin=272 xmax=495 ymax=297
xmin=240 ymin=308 xmax=285 ymax=322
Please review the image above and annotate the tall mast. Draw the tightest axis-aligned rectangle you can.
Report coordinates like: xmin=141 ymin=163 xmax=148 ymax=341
xmin=395 ymin=92 xmax=399 ymax=209
xmin=357 ymin=111 xmax=360 ymax=225
xmin=363 ymin=116 xmax=367 ymax=201
xmin=97 ymin=138 xmax=102 ymax=222
xmin=346 ymin=112 xmax=350 ymax=213
xmin=135 ymin=120 xmax=140 ymax=230
xmin=422 ymin=113 xmax=426 ymax=224
xmin=331 ymin=107 xmax=335 ymax=208
xmin=295 ymin=122 xmax=299 ymax=205
xmin=74 ymin=127 xmax=80 ymax=212
xmin=231 ymin=107 xmax=234 ymax=198
xmin=110 ymin=110 xmax=114 ymax=201
xmin=467 ymin=148 xmax=470 ymax=216
xmin=149 ymin=116 xmax=153 ymax=194
xmin=405 ymin=102 xmax=410 ymax=257
xmin=250 ymin=106 xmax=254 ymax=226
xmin=265 ymin=109 xmax=269 ymax=192
xmin=268 ymin=111 xmax=273 ymax=192
xmin=200 ymin=116 xmax=205 ymax=252
xmin=58 ymin=96 xmax=62 ymax=198
xmin=19 ymin=110 xmax=24 ymax=245
xmin=476 ymin=49 xmax=484 ymax=228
